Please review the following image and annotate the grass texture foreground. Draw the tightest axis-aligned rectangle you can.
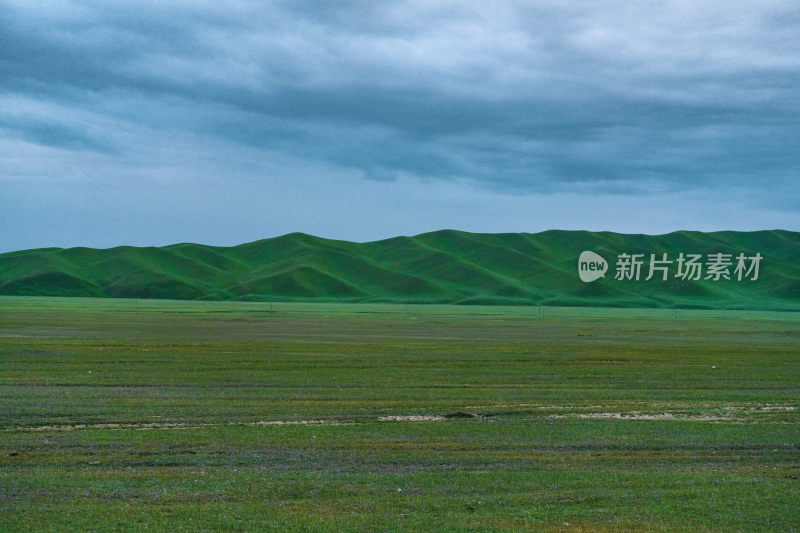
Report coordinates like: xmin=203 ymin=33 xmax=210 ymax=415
xmin=0 ymin=297 xmax=798 ymax=531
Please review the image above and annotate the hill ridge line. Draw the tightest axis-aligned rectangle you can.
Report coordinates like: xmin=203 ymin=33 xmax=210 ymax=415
xmin=1 ymin=230 xmax=797 ymax=309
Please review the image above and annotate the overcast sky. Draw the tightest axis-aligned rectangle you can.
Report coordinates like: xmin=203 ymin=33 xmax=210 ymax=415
xmin=2 ymin=0 xmax=799 ymax=251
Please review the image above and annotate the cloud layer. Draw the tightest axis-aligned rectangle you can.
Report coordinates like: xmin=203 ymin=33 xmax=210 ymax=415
xmin=2 ymin=1 xmax=798 ymax=250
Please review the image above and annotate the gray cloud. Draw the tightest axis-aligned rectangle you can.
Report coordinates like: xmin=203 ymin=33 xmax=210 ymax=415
xmin=1 ymin=0 xmax=798 ymax=250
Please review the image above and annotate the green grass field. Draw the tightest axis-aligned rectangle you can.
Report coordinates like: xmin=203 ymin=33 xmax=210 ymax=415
xmin=1 ymin=297 xmax=798 ymax=531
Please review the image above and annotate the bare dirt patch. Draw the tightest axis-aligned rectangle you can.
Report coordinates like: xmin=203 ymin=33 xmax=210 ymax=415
xmin=3 ymin=419 xmax=348 ymax=432
xmin=548 ymin=412 xmax=736 ymax=422
xmin=5 ymin=415 xmax=463 ymax=432
xmin=378 ymin=415 xmax=445 ymax=422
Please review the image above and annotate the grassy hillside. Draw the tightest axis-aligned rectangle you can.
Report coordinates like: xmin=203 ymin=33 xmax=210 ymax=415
xmin=1 ymin=230 xmax=797 ymax=309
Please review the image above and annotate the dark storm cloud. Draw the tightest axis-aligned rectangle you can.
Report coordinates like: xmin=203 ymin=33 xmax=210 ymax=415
xmin=1 ymin=0 xmax=799 ymax=244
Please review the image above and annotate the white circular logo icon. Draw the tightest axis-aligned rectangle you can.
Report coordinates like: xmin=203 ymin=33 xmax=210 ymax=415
xmin=578 ymin=251 xmax=608 ymax=282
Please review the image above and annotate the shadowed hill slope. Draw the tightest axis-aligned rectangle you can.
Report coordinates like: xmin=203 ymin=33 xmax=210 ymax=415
xmin=1 ymin=230 xmax=797 ymax=309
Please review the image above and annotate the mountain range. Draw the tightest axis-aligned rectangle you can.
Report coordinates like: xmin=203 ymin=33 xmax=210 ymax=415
xmin=1 ymin=230 xmax=797 ymax=309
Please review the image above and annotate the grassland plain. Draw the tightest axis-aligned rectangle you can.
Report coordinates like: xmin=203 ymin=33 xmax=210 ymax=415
xmin=1 ymin=230 xmax=798 ymax=310
xmin=0 ymin=296 xmax=798 ymax=532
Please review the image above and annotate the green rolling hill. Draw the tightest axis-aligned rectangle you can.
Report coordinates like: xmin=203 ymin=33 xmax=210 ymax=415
xmin=0 ymin=230 xmax=797 ymax=309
